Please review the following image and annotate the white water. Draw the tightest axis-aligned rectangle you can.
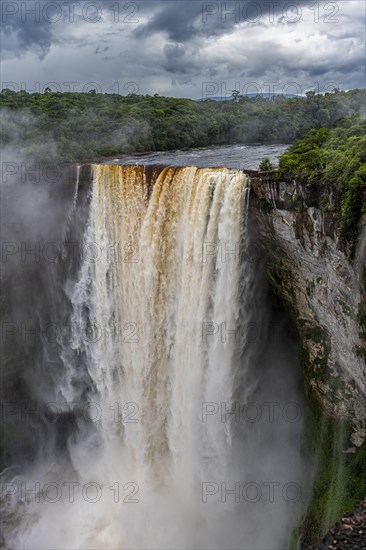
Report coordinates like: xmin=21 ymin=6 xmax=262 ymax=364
xmin=2 ymin=166 xmax=306 ymax=549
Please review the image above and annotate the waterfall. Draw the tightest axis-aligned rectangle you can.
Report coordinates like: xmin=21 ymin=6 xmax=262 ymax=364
xmin=63 ymin=165 xmax=80 ymax=241
xmin=1 ymin=165 xmax=306 ymax=550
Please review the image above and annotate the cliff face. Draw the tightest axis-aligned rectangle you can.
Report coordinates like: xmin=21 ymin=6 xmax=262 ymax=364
xmin=250 ymin=176 xmax=366 ymax=447
xmin=79 ymin=165 xmax=366 ymax=446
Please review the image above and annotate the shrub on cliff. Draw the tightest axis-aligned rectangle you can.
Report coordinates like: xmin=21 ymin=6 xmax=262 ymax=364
xmin=278 ymin=117 xmax=366 ymax=254
xmin=259 ymin=157 xmax=274 ymax=172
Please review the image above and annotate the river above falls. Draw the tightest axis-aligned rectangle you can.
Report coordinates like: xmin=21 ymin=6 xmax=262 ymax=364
xmin=104 ymin=143 xmax=289 ymax=170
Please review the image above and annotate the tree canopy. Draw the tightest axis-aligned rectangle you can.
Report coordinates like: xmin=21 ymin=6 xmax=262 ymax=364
xmin=278 ymin=116 xmax=366 ymax=251
xmin=1 ymin=88 xmax=365 ymax=162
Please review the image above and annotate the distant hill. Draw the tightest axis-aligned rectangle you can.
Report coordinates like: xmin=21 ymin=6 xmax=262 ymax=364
xmin=196 ymin=93 xmax=304 ymax=101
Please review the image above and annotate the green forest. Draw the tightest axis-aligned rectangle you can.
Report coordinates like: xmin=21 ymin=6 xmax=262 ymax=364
xmin=277 ymin=116 xmax=366 ymax=249
xmin=1 ymin=88 xmax=365 ymax=248
xmin=1 ymin=88 xmax=365 ymax=162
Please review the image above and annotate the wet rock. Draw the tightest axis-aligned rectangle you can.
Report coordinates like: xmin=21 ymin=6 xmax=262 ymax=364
xmin=306 ymin=499 xmax=366 ymax=549
xmin=251 ymin=178 xmax=366 ymax=446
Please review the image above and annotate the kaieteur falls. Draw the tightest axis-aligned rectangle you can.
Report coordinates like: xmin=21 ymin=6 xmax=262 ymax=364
xmin=2 ymin=165 xmax=309 ymax=549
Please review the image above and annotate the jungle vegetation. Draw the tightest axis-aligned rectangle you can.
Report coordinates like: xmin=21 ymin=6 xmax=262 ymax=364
xmin=1 ymin=88 xmax=365 ymax=162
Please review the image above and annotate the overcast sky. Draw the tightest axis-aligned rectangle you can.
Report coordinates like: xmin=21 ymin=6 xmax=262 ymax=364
xmin=1 ymin=0 xmax=365 ymax=98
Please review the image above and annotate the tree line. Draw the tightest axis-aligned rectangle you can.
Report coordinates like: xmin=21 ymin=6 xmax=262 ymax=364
xmin=1 ymin=88 xmax=365 ymax=162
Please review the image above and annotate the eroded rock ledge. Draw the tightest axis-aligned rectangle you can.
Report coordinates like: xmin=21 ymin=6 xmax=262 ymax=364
xmin=250 ymin=174 xmax=366 ymax=447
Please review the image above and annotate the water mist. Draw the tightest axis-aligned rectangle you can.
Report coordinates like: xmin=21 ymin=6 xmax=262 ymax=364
xmin=1 ymin=165 xmax=308 ymax=549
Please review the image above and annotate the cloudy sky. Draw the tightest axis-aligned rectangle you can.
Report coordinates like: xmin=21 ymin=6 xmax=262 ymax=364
xmin=1 ymin=0 xmax=365 ymax=98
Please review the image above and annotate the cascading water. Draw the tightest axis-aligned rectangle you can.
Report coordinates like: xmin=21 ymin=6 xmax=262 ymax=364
xmin=1 ymin=165 xmax=307 ymax=549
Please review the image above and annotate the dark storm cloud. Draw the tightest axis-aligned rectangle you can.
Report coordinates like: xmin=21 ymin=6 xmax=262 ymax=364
xmin=0 ymin=0 xmax=364 ymax=97
xmin=1 ymin=2 xmax=55 ymax=58
xmin=1 ymin=0 xmax=119 ymax=56
xmin=135 ymin=1 xmax=203 ymax=42
xmin=134 ymin=0 xmax=309 ymax=42
xmin=95 ymin=45 xmax=110 ymax=54
xmin=162 ymin=43 xmax=199 ymax=74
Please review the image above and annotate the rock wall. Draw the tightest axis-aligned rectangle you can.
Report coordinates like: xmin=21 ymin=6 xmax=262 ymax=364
xmin=250 ymin=176 xmax=366 ymax=447
xmin=79 ymin=165 xmax=366 ymax=446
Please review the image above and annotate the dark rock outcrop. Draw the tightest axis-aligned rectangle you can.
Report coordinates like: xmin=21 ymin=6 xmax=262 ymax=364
xmin=306 ymin=498 xmax=366 ymax=549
